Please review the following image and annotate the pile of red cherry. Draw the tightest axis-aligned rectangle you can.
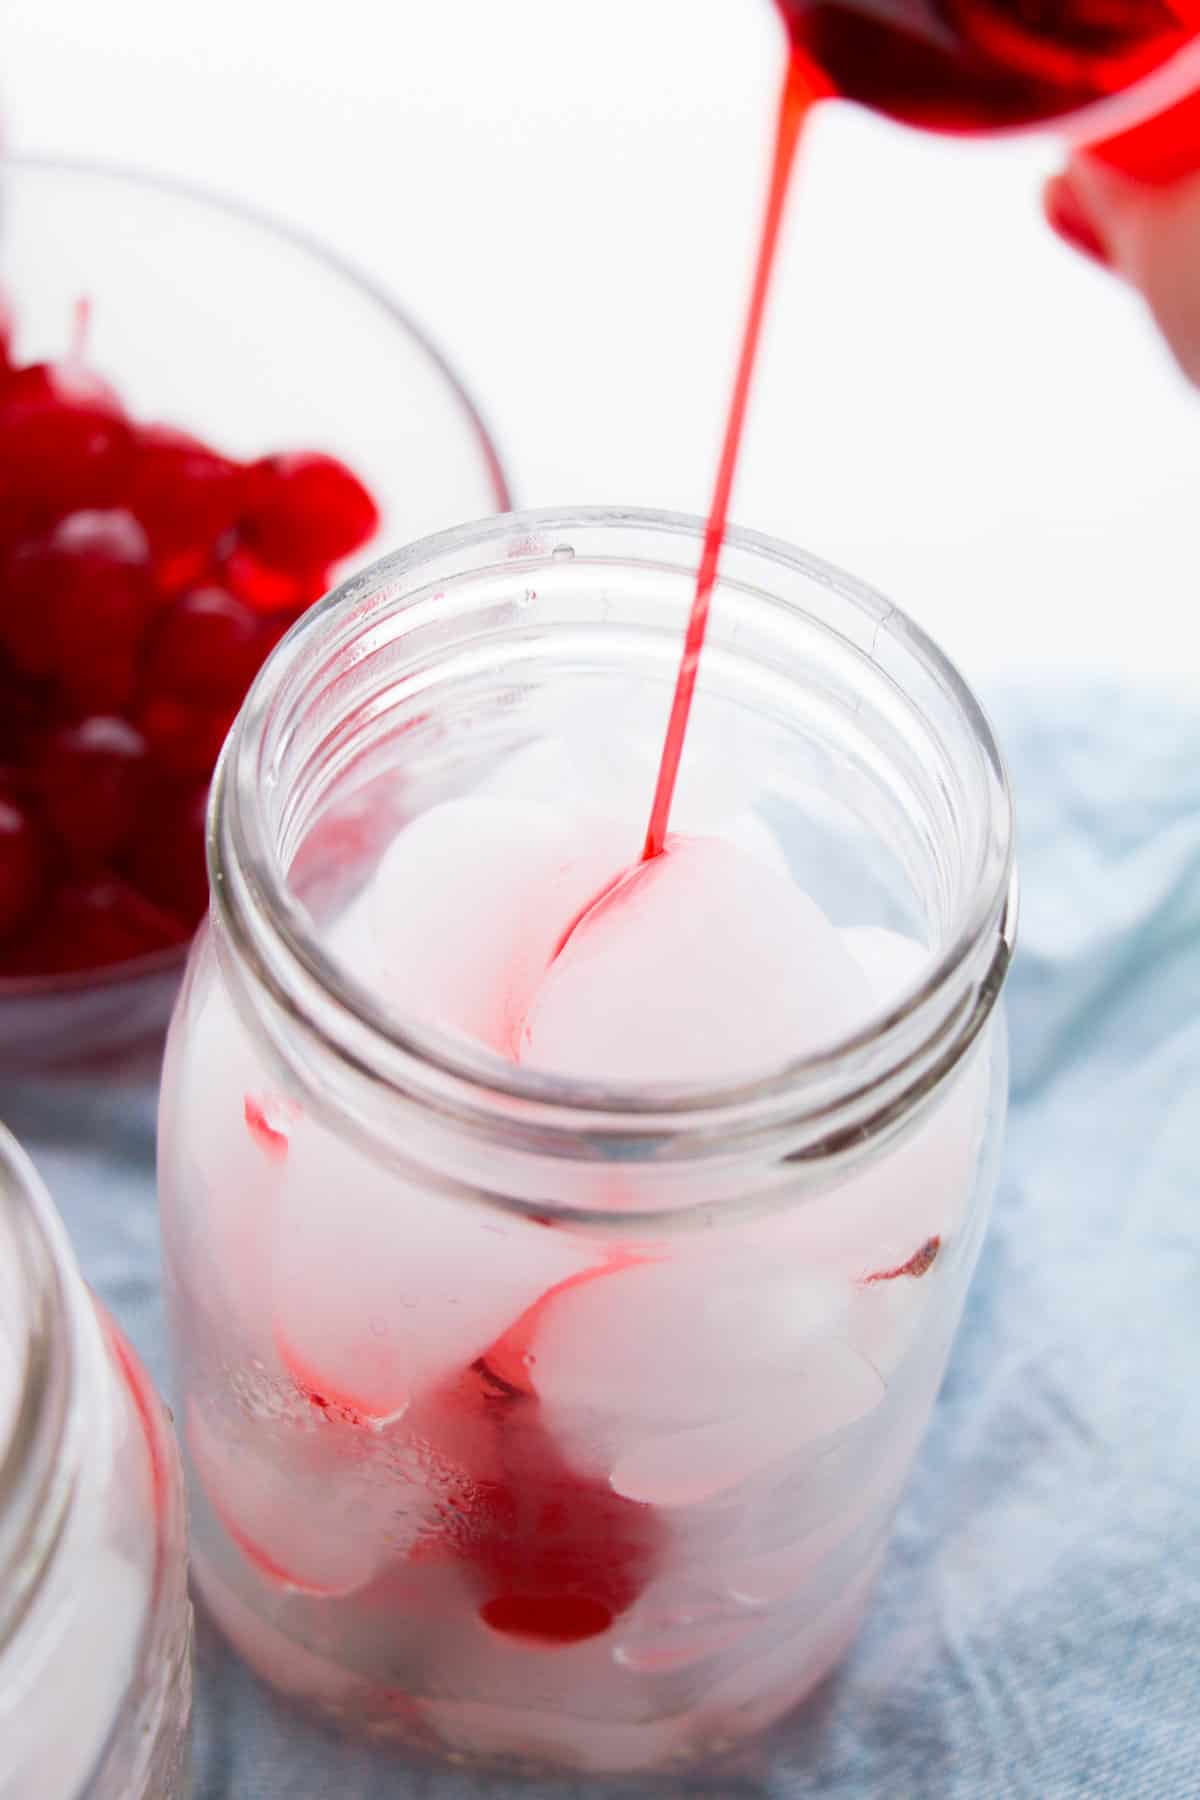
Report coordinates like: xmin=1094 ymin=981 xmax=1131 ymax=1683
xmin=0 ymin=305 xmax=379 ymax=977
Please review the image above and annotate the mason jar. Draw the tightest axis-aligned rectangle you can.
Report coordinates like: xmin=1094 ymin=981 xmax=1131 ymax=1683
xmin=157 ymin=507 xmax=1015 ymax=1778
xmin=0 ymin=1124 xmax=192 ymax=1798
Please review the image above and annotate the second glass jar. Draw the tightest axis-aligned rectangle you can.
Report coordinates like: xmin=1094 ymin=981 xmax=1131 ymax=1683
xmin=0 ymin=1125 xmax=192 ymax=1798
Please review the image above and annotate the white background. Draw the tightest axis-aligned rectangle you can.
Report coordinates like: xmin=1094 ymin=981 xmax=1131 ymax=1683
xmin=2 ymin=0 xmax=1195 ymax=686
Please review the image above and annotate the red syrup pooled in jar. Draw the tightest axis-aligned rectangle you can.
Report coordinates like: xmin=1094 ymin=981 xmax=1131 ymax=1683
xmin=0 ymin=301 xmax=379 ymax=978
xmin=456 ymin=1256 xmax=663 ymax=1644
xmin=439 ymin=1350 xmax=665 ymax=1647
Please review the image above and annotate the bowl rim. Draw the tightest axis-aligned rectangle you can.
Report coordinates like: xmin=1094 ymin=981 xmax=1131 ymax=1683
xmin=1 ymin=150 xmax=513 ymax=518
xmin=0 ymin=939 xmax=191 ymax=1001
xmin=0 ymin=149 xmax=513 ymax=1001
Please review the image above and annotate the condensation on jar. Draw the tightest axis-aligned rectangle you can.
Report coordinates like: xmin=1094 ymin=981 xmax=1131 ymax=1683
xmin=157 ymin=509 xmax=1015 ymax=1779
xmin=0 ymin=1125 xmax=192 ymax=1800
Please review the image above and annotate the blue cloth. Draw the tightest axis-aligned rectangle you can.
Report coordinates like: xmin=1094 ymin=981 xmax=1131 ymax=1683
xmin=3 ymin=682 xmax=1198 ymax=1799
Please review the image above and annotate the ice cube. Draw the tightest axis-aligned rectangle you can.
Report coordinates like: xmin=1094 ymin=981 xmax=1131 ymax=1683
xmin=161 ymin=961 xmax=292 ymax=1361
xmin=719 ymin=809 xmax=794 ymax=882
xmin=269 ymin=1122 xmax=594 ymax=1420
xmin=722 ymin=1398 xmax=921 ymax=1610
xmin=482 ymin=726 xmax=791 ymax=882
xmin=517 ymin=1247 xmax=881 ymax=1502
xmin=613 ymin=1571 xmax=760 ymax=1674
xmin=187 ymin=1398 xmax=406 ymax=1597
xmin=359 ymin=795 xmax=633 ymax=1058
xmin=519 ymin=834 xmax=874 ymax=1086
xmin=702 ymin=1541 xmax=884 ymax=1731
xmin=193 ymin=1550 xmax=417 ymax=1718
xmin=526 ymin=1254 xmax=841 ymax=1429
xmin=514 ymin=686 xmax=764 ymax=837
xmin=418 ymin=1682 xmax=695 ymax=1776
xmin=476 ymin=739 xmax=572 ymax=809
xmin=608 ymin=1339 xmax=886 ymax=1507
xmin=779 ymin=925 xmax=991 ymax=1306
xmin=841 ymin=922 xmax=933 ymax=1008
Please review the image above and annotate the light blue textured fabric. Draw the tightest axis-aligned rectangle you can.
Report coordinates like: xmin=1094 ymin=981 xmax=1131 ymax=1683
xmin=2 ymin=682 xmax=1197 ymax=1799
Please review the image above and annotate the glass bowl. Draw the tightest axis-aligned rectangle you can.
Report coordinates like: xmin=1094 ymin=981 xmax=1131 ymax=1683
xmin=0 ymin=153 xmax=510 ymax=1075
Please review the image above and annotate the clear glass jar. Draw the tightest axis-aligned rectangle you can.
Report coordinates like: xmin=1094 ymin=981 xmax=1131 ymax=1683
xmin=0 ymin=1124 xmax=192 ymax=1798
xmin=158 ymin=507 xmax=1015 ymax=1779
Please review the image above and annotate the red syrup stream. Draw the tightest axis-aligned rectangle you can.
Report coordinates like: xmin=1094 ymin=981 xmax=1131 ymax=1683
xmin=640 ymin=50 xmax=818 ymax=862
xmin=446 ymin=63 xmax=820 ymax=1643
xmin=433 ymin=63 xmax=819 ymax=1644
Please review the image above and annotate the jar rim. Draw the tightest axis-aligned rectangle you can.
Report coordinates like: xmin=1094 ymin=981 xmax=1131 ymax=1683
xmin=214 ymin=506 xmax=1017 ymax=1181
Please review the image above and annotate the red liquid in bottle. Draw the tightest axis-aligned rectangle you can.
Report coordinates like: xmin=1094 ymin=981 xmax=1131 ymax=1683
xmin=779 ymin=0 xmax=1200 ymax=134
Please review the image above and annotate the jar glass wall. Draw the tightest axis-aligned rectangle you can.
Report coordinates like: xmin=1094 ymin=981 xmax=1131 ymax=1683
xmin=158 ymin=508 xmax=1015 ymax=1778
xmin=0 ymin=1125 xmax=192 ymax=1798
